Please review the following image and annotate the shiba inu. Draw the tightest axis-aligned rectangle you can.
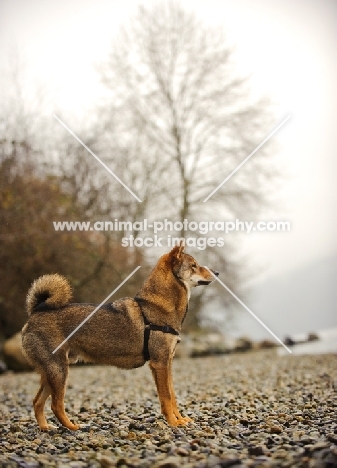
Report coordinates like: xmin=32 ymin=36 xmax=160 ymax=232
xmin=22 ymin=243 xmax=218 ymax=430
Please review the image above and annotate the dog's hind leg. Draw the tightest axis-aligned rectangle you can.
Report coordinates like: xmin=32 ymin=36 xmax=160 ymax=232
xmin=46 ymin=358 xmax=80 ymax=431
xmin=33 ymin=374 xmax=51 ymax=431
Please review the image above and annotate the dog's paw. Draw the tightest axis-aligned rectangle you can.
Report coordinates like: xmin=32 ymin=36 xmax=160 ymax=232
xmin=174 ymin=419 xmax=189 ymax=427
xmin=60 ymin=422 xmax=80 ymax=431
xmin=182 ymin=416 xmax=193 ymax=423
xmin=39 ymin=423 xmax=58 ymax=431
xmin=168 ymin=417 xmax=190 ymax=427
xmin=68 ymin=423 xmax=80 ymax=431
xmin=172 ymin=414 xmax=193 ymax=426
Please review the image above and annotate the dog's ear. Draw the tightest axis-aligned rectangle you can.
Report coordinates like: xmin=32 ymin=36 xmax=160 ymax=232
xmin=169 ymin=241 xmax=185 ymax=277
xmin=169 ymin=241 xmax=185 ymax=261
xmin=177 ymin=240 xmax=185 ymax=259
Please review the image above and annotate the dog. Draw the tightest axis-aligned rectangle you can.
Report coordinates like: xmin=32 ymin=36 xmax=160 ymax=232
xmin=21 ymin=243 xmax=218 ymax=430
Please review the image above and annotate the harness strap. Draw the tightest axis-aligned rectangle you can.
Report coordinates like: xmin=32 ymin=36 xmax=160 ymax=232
xmin=134 ymin=297 xmax=180 ymax=361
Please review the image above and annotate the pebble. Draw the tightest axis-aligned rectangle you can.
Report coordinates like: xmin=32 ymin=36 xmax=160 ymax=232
xmin=0 ymin=352 xmax=336 ymax=467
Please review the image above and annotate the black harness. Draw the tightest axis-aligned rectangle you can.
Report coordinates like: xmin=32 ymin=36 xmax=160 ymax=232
xmin=134 ymin=297 xmax=180 ymax=361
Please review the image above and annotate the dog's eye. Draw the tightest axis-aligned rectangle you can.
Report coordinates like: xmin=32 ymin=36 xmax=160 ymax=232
xmin=192 ymin=263 xmax=197 ymax=268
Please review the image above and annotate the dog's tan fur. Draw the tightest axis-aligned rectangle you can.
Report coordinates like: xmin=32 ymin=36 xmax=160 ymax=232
xmin=22 ymin=244 xmax=218 ymax=430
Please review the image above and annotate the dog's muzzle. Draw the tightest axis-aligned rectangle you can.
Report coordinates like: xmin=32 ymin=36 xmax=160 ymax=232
xmin=198 ymin=269 xmax=219 ymax=286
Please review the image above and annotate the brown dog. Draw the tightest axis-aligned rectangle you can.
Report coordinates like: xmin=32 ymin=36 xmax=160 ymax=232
xmin=22 ymin=244 xmax=218 ymax=430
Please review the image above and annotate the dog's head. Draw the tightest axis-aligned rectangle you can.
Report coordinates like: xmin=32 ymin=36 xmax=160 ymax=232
xmin=169 ymin=242 xmax=219 ymax=288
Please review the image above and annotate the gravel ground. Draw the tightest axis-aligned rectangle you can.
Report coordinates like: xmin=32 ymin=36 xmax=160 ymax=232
xmin=0 ymin=351 xmax=337 ymax=468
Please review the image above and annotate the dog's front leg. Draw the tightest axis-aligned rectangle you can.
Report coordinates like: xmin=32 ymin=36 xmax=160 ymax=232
xmin=149 ymin=360 xmax=189 ymax=426
xmin=167 ymin=360 xmax=193 ymax=424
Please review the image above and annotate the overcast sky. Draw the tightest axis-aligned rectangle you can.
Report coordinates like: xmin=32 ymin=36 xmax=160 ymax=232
xmin=1 ymin=0 xmax=336 ymax=339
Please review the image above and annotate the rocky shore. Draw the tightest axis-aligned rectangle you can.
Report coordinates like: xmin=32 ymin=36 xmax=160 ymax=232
xmin=0 ymin=351 xmax=336 ymax=467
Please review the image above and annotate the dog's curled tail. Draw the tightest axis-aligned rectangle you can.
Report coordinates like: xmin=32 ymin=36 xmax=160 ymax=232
xmin=26 ymin=274 xmax=72 ymax=316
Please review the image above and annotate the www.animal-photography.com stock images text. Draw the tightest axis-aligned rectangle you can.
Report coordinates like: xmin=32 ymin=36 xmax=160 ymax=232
xmin=1 ymin=1 xmax=336 ymax=467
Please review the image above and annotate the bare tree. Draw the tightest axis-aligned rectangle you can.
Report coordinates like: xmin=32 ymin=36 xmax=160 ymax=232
xmin=97 ymin=1 xmax=277 ymax=330
xmin=100 ymin=1 xmax=274 ymax=216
